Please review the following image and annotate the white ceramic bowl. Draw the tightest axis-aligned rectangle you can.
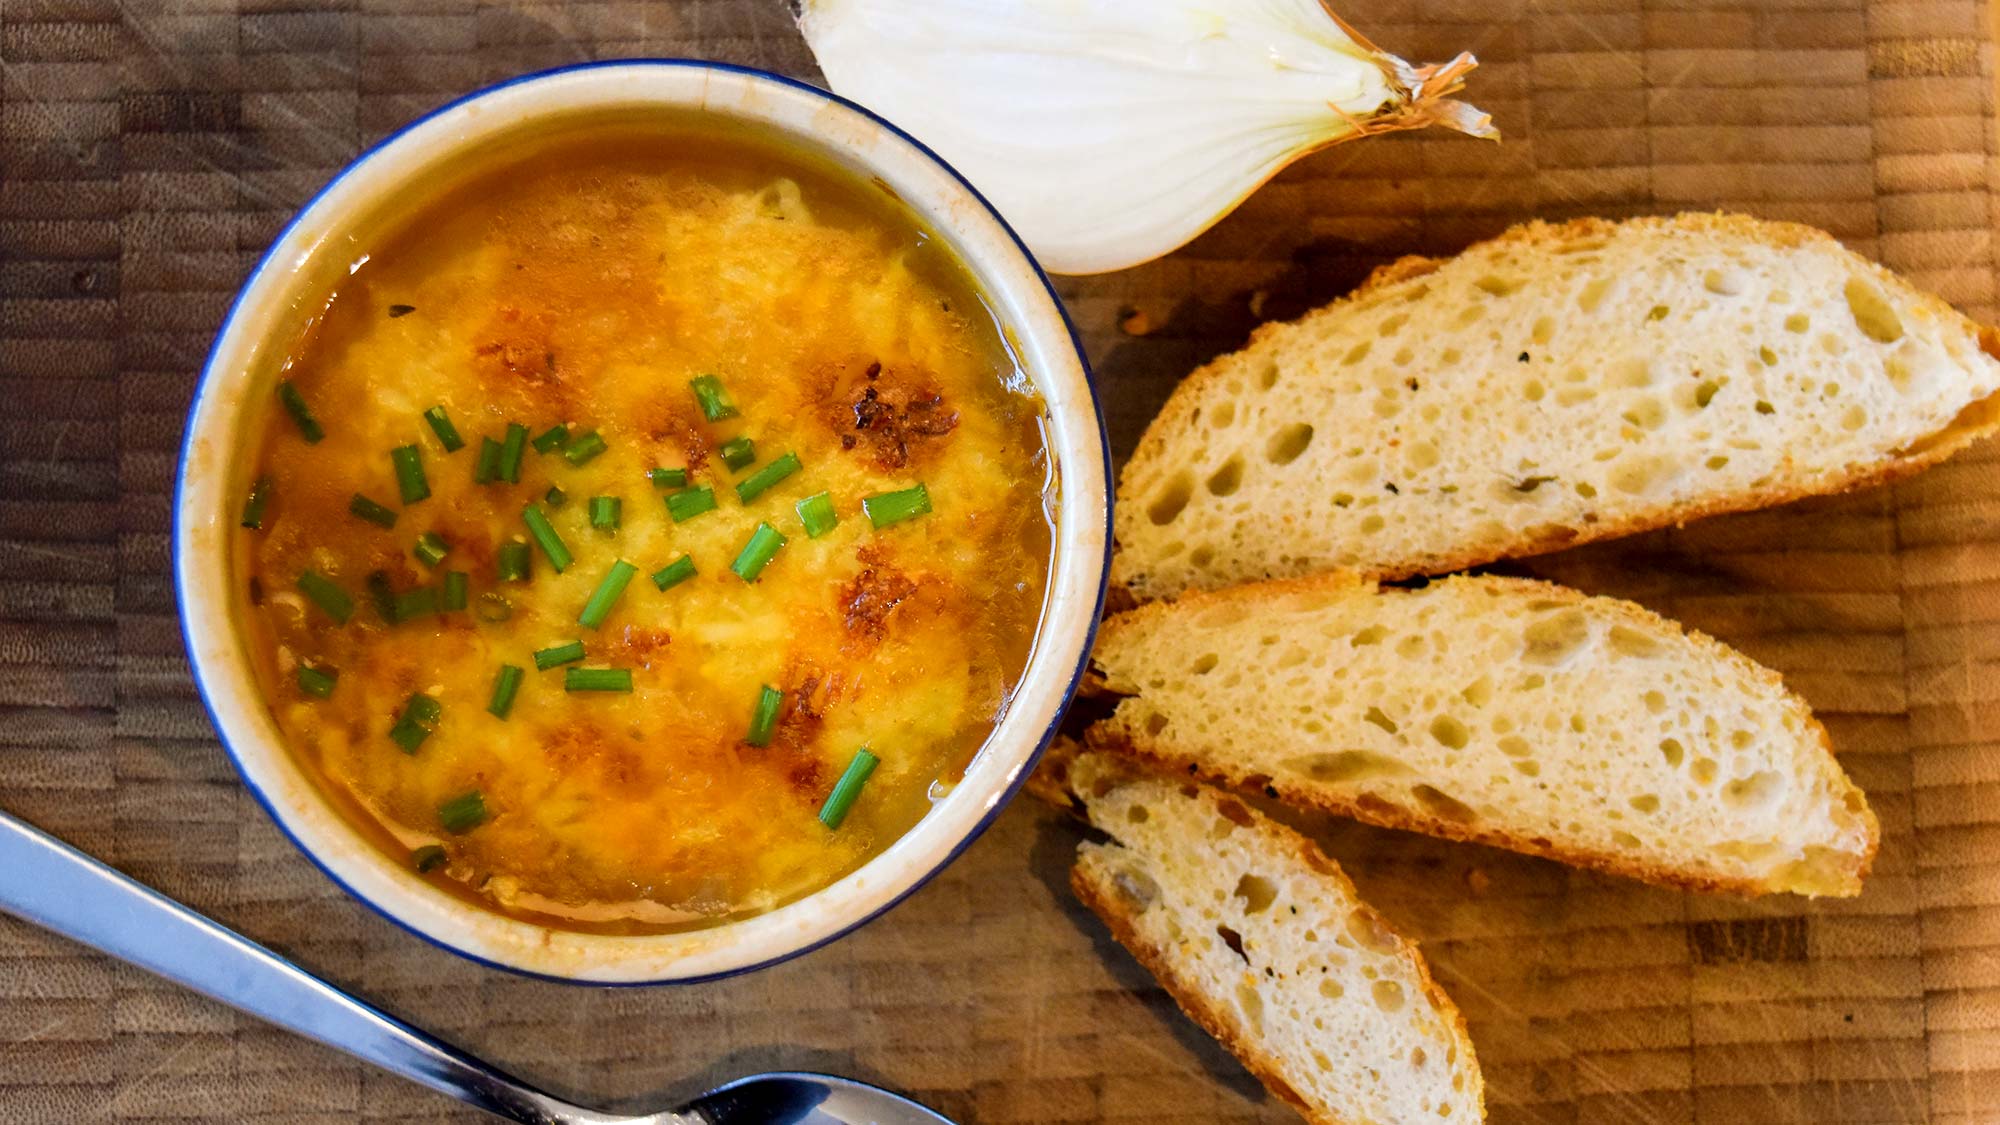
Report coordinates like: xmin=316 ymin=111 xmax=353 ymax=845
xmin=174 ymin=61 xmax=1109 ymax=984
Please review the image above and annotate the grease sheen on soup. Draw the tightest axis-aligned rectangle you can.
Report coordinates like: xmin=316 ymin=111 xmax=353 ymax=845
xmin=237 ymin=128 xmax=1055 ymax=933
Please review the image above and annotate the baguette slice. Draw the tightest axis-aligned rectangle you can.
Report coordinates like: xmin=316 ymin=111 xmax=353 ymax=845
xmin=1114 ymin=212 xmax=2000 ymax=599
xmin=1067 ymin=751 xmax=1483 ymax=1124
xmin=1087 ymin=574 xmax=1879 ymax=896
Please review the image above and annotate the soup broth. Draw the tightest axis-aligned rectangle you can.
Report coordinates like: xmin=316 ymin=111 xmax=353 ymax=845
xmin=237 ymin=125 xmax=1054 ymax=933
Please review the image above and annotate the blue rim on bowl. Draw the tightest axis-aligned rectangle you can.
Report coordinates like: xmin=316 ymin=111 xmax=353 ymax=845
xmin=173 ymin=59 xmax=1111 ymax=984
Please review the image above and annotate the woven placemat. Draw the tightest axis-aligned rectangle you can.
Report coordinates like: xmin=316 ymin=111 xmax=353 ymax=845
xmin=2 ymin=1 xmax=1996 ymax=1121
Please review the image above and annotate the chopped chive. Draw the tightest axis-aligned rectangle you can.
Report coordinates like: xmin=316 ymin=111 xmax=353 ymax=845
xmin=473 ymin=437 xmax=503 ymax=484
xmin=470 ymin=436 xmax=498 ymax=480
xmin=441 ymin=570 xmax=468 ymax=611
xmin=578 ymin=560 xmax=637 ymax=629
xmin=296 ymin=571 xmax=353 ymax=624
xmin=241 ymin=475 xmax=273 ymax=530
xmin=496 ymin=541 xmax=531 ymax=582
xmin=366 ymin=571 xmax=396 ymax=621
xmin=389 ymin=691 xmax=441 ymax=753
xmin=533 ymin=640 xmax=586 ymax=670
xmin=475 ymin=592 xmax=512 ymax=623
xmin=277 ymin=381 xmax=324 ymax=443
xmin=544 ymin=486 xmax=567 ymax=508
xmin=391 ymin=445 xmax=429 ymax=504
xmin=437 ymin=790 xmax=486 ymax=833
xmin=422 ymin=406 xmax=464 ymax=452
xmin=391 ymin=586 xmax=438 ymax=622
xmin=405 ymin=691 xmax=442 ymax=726
xmin=530 ymin=424 xmax=569 ymax=454
xmin=863 ymin=483 xmax=932 ymax=528
xmin=796 ymin=492 xmax=837 ymax=539
xmin=730 ymin=522 xmax=787 ymax=583
xmin=486 ymin=663 xmax=524 ymax=719
xmin=588 ymin=496 xmax=621 ymax=531
xmin=690 ymin=374 xmax=738 ymax=421
xmin=735 ymin=452 xmax=801 ymax=504
xmin=521 ymin=505 xmax=571 ymax=572
xmin=564 ymin=666 xmax=633 ymax=693
xmin=719 ymin=435 xmax=756 ymax=471
xmin=296 ymin=663 xmax=338 ymax=698
xmin=349 ymin=493 xmax=399 ymax=529
xmin=665 ymin=486 xmax=715 ymax=523
xmin=388 ymin=304 xmax=416 ymax=319
xmin=648 ymin=466 xmax=688 ymax=490
xmin=498 ymin=422 xmax=529 ymax=484
xmin=388 ymin=712 xmax=428 ymax=748
xmin=411 ymin=844 xmax=447 ymax=873
xmin=745 ymin=685 xmax=783 ymax=747
xmin=651 ymin=555 xmax=696 ymax=591
xmin=413 ymin=531 xmax=449 ymax=567
xmin=818 ymin=747 xmax=880 ymax=829
xmin=562 ymin=430 xmax=608 ymax=467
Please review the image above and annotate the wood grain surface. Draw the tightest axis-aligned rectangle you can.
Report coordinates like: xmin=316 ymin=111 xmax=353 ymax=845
xmin=1 ymin=1 xmax=1996 ymax=1122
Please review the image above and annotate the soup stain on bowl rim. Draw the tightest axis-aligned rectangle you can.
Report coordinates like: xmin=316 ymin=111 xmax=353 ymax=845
xmin=173 ymin=58 xmax=1111 ymax=984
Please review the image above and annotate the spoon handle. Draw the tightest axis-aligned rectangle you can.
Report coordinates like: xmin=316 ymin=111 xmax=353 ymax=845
xmin=0 ymin=810 xmax=632 ymax=1125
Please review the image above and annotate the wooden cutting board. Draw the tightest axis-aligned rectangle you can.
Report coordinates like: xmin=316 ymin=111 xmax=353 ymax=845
xmin=1 ymin=1 xmax=1996 ymax=1122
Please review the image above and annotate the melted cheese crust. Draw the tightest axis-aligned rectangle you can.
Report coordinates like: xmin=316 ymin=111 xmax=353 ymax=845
xmin=239 ymin=130 xmax=1053 ymax=932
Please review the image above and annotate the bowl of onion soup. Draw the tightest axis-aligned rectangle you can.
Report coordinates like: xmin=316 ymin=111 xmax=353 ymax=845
xmin=175 ymin=61 xmax=1108 ymax=983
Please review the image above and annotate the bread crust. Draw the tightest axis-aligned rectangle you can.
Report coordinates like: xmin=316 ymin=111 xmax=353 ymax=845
xmin=1088 ymin=572 xmax=1881 ymax=898
xmin=1021 ymin=733 xmax=1086 ymax=814
xmin=1111 ymin=212 xmax=2000 ymax=599
xmin=1071 ymin=777 xmax=1485 ymax=1125
xmin=1072 ymin=870 xmax=1328 ymax=1123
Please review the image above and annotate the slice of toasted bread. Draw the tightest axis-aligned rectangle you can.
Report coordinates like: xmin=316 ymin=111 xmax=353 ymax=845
xmin=1066 ymin=751 xmax=1483 ymax=1124
xmin=1086 ymin=573 xmax=1879 ymax=897
xmin=1112 ymin=212 xmax=2000 ymax=599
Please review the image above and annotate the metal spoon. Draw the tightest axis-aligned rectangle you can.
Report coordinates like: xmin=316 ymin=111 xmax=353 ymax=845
xmin=0 ymin=810 xmax=953 ymax=1125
